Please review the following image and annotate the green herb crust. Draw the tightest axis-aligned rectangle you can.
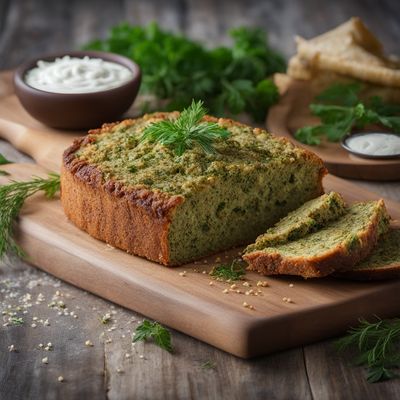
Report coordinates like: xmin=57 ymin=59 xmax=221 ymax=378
xmin=62 ymin=113 xmax=326 ymax=266
xmin=245 ymin=192 xmax=346 ymax=252
xmin=337 ymin=229 xmax=400 ymax=280
xmin=244 ymin=200 xmax=390 ymax=278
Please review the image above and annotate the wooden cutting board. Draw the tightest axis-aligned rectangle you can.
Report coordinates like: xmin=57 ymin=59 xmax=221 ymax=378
xmin=267 ymin=74 xmax=400 ymax=181
xmin=1 ymin=70 xmax=400 ymax=358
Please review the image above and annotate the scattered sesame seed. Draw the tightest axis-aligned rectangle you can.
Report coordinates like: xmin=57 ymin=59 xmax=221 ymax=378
xmin=178 ymin=271 xmax=186 ymax=277
xmin=242 ymin=282 xmax=250 ymax=287
xmin=230 ymin=284 xmax=237 ymax=290
xmin=32 ymin=317 xmax=38 ymax=321
xmin=242 ymin=302 xmax=254 ymax=310
xmin=57 ymin=376 xmax=64 ymax=383
xmin=38 ymin=343 xmax=44 ymax=348
xmin=42 ymin=357 xmax=48 ymax=364
xmin=125 ymin=353 xmax=131 ymax=359
xmin=116 ymin=368 xmax=124 ymax=373
xmin=202 ymin=271 xmax=207 ymax=274
xmin=289 ymin=283 xmax=294 ymax=288
xmin=8 ymin=344 xmax=16 ymax=352
xmin=139 ymin=355 xmax=144 ymax=359
xmin=31 ymin=323 xmax=37 ymax=328
xmin=209 ymin=281 xmax=214 ymax=286
xmin=222 ymin=289 xmax=229 ymax=294
xmin=85 ymin=340 xmax=94 ymax=347
xmin=257 ymin=281 xmax=269 ymax=287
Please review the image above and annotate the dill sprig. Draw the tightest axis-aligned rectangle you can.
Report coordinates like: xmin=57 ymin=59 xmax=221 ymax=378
xmin=132 ymin=320 xmax=173 ymax=352
xmin=140 ymin=100 xmax=230 ymax=156
xmin=209 ymin=259 xmax=246 ymax=281
xmin=0 ymin=173 xmax=61 ymax=259
xmin=0 ymin=153 xmax=12 ymax=165
xmin=0 ymin=153 xmax=12 ymax=176
xmin=336 ymin=317 xmax=400 ymax=382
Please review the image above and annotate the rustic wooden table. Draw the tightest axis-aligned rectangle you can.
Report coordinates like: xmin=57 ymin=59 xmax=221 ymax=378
xmin=1 ymin=0 xmax=400 ymax=399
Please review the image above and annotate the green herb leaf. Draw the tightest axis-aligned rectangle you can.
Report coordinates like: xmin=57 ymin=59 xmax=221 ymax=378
xmin=84 ymin=22 xmax=284 ymax=121
xmin=132 ymin=320 xmax=173 ymax=352
xmin=209 ymin=259 xmax=246 ymax=281
xmin=0 ymin=153 xmax=12 ymax=165
xmin=0 ymin=173 xmax=60 ymax=259
xmin=295 ymin=83 xmax=400 ymax=145
xmin=9 ymin=316 xmax=24 ymax=326
xmin=315 ymin=82 xmax=362 ymax=107
xmin=336 ymin=317 xmax=400 ymax=383
xmin=141 ymin=100 xmax=230 ymax=156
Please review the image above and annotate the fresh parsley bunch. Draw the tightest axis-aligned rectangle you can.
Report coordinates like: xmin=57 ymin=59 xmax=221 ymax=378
xmin=84 ymin=22 xmax=285 ymax=122
xmin=295 ymin=83 xmax=400 ymax=145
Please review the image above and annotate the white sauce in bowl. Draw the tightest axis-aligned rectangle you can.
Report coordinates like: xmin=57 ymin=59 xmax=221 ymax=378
xmin=345 ymin=133 xmax=400 ymax=157
xmin=24 ymin=55 xmax=133 ymax=94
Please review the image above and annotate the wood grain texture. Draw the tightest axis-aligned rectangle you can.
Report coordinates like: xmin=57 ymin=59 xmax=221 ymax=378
xmin=1 ymin=0 xmax=400 ymax=399
xmin=267 ymin=75 xmax=400 ymax=181
xmin=2 ymin=162 xmax=400 ymax=360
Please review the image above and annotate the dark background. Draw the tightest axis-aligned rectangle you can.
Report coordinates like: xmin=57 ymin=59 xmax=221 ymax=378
xmin=1 ymin=1 xmax=400 ymax=399
xmin=1 ymin=0 xmax=399 ymax=70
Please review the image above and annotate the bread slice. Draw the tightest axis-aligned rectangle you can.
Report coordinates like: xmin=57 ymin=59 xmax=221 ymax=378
xmin=61 ymin=113 xmax=326 ymax=266
xmin=288 ymin=17 xmax=400 ymax=87
xmin=245 ymin=192 xmax=346 ymax=253
xmin=243 ymin=200 xmax=390 ymax=278
xmin=336 ymin=228 xmax=400 ymax=280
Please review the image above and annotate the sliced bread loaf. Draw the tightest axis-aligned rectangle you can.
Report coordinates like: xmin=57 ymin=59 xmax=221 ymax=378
xmin=243 ymin=200 xmax=390 ymax=278
xmin=336 ymin=228 xmax=400 ymax=280
xmin=245 ymin=192 xmax=346 ymax=253
xmin=61 ymin=113 xmax=326 ymax=266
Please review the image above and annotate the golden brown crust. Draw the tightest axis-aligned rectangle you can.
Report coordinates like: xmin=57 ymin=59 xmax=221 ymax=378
xmin=62 ymin=121 xmax=186 ymax=265
xmin=243 ymin=200 xmax=388 ymax=279
xmin=61 ymin=113 xmax=326 ymax=266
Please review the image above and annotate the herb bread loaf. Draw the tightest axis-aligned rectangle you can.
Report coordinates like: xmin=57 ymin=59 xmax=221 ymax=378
xmin=245 ymin=192 xmax=346 ymax=253
xmin=243 ymin=200 xmax=390 ymax=278
xmin=336 ymin=228 xmax=400 ymax=280
xmin=61 ymin=112 xmax=326 ymax=266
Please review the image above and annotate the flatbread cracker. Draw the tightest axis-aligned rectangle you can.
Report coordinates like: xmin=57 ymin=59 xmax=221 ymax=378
xmin=289 ymin=17 xmax=400 ymax=87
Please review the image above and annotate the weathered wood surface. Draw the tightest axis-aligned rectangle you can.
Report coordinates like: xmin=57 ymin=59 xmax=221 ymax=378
xmin=1 ymin=0 xmax=400 ymax=399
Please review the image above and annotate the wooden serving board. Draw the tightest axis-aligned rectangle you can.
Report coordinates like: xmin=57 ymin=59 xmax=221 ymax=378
xmin=1 ymin=70 xmax=400 ymax=358
xmin=267 ymin=74 xmax=400 ymax=181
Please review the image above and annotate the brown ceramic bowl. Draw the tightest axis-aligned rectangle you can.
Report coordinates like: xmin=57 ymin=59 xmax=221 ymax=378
xmin=14 ymin=51 xmax=141 ymax=130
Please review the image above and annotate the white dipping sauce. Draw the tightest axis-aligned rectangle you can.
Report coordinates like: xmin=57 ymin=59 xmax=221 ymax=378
xmin=345 ymin=133 xmax=400 ymax=156
xmin=25 ymin=55 xmax=133 ymax=94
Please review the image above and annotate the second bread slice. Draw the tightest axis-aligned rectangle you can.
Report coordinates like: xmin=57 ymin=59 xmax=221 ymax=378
xmin=243 ymin=200 xmax=390 ymax=278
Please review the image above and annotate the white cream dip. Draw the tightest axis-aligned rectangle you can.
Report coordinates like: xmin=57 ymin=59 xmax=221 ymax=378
xmin=25 ymin=55 xmax=133 ymax=94
xmin=345 ymin=133 xmax=400 ymax=157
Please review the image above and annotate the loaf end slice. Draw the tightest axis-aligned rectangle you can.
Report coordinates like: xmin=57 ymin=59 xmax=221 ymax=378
xmin=336 ymin=228 xmax=400 ymax=280
xmin=243 ymin=200 xmax=390 ymax=278
xmin=245 ymin=192 xmax=346 ymax=253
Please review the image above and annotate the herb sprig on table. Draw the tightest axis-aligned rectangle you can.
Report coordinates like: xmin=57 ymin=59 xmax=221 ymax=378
xmin=0 ymin=173 xmax=61 ymax=259
xmin=133 ymin=320 xmax=173 ymax=352
xmin=0 ymin=153 xmax=11 ymax=176
xmin=141 ymin=100 xmax=229 ymax=156
xmin=84 ymin=22 xmax=284 ymax=121
xmin=209 ymin=259 xmax=246 ymax=281
xmin=295 ymin=83 xmax=400 ymax=145
xmin=336 ymin=317 xmax=400 ymax=382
